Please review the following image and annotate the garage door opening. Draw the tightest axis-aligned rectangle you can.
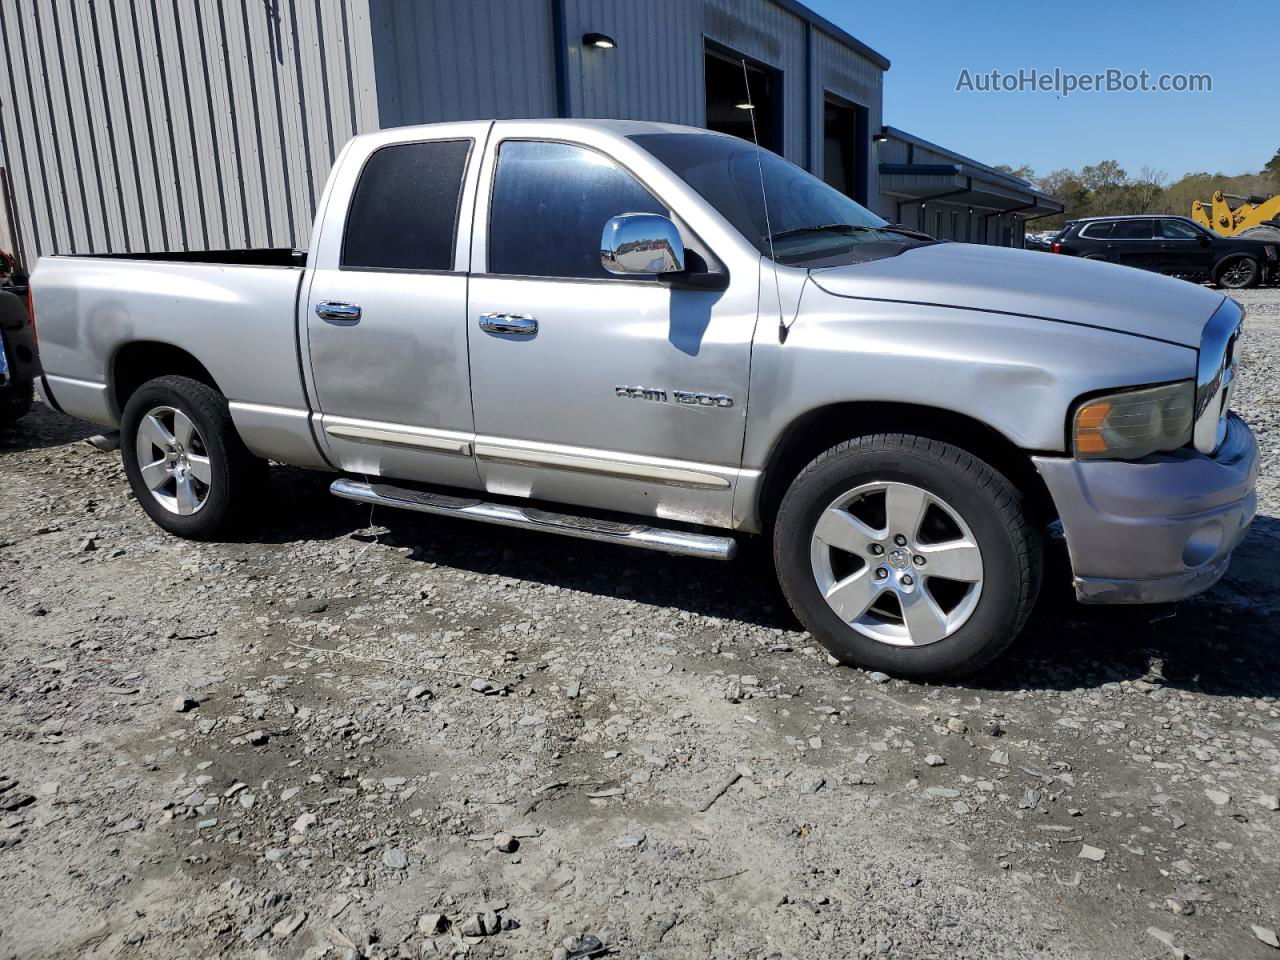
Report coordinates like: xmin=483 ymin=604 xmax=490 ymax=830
xmin=822 ymin=93 xmax=868 ymax=204
xmin=704 ymin=43 xmax=781 ymax=154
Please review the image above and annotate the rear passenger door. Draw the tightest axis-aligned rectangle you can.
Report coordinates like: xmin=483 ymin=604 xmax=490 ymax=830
xmin=303 ymin=126 xmax=487 ymax=488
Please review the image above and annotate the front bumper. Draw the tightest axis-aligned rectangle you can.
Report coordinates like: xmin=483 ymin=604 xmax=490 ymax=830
xmin=1033 ymin=414 xmax=1258 ymax=604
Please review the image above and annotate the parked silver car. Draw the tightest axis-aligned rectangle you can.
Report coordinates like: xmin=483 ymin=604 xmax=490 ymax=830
xmin=30 ymin=120 xmax=1257 ymax=678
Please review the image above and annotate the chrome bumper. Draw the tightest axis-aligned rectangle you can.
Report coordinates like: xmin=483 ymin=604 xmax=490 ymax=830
xmin=1033 ymin=414 xmax=1258 ymax=604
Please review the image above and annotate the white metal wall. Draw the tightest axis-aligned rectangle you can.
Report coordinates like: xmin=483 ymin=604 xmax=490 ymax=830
xmin=0 ymin=0 xmax=380 ymax=263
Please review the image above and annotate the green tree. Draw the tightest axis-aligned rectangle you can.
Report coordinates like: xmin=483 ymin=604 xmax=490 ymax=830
xmin=994 ymin=163 xmax=1036 ymax=182
xmin=1079 ymin=160 xmax=1128 ymax=192
xmin=1265 ymin=148 xmax=1280 ymax=184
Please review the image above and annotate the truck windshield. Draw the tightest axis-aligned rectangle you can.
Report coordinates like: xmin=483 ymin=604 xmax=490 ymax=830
xmin=631 ymin=132 xmax=932 ymax=267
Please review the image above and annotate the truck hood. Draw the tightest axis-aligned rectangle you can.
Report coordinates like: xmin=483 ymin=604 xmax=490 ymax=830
xmin=809 ymin=242 xmax=1224 ymax=348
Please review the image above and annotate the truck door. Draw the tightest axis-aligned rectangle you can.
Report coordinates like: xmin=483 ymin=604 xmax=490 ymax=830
xmin=465 ymin=133 xmax=756 ymax=528
xmin=302 ymin=127 xmax=486 ymax=489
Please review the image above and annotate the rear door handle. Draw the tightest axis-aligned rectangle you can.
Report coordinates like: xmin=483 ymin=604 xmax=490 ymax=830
xmin=316 ymin=301 xmax=362 ymax=325
xmin=479 ymin=313 xmax=538 ymax=336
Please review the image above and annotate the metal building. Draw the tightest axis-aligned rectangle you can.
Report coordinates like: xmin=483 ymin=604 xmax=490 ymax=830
xmin=0 ymin=0 xmax=1059 ymax=267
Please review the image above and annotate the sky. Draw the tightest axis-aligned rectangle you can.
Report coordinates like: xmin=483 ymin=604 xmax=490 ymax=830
xmin=805 ymin=0 xmax=1276 ymax=183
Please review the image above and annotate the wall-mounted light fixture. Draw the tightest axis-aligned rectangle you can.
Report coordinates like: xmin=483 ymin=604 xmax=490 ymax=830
xmin=872 ymin=132 xmax=889 ymax=143
xmin=583 ymin=32 xmax=616 ymax=49
xmin=734 ymin=101 xmax=755 ymax=111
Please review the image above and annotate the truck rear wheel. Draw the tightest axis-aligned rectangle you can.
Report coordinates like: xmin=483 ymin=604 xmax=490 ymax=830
xmin=120 ymin=375 xmax=263 ymax=540
xmin=773 ymin=434 xmax=1042 ymax=679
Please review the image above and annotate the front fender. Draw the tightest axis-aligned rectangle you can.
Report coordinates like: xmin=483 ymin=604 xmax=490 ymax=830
xmin=739 ymin=289 xmax=1196 ymax=523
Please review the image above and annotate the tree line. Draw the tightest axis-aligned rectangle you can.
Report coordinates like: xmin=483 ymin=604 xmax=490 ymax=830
xmin=996 ymin=148 xmax=1280 ymax=232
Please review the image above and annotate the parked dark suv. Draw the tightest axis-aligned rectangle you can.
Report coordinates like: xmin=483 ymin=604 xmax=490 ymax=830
xmin=1051 ymin=215 xmax=1277 ymax=289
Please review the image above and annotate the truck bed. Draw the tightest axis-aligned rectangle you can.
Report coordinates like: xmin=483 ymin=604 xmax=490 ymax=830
xmin=32 ymin=253 xmax=315 ymax=464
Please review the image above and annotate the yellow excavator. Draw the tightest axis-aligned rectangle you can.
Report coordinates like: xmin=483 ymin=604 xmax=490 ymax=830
xmin=1192 ymin=190 xmax=1280 ymax=241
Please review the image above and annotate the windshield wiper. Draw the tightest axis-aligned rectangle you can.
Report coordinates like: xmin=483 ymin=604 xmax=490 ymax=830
xmin=767 ymin=223 xmax=877 ymax=243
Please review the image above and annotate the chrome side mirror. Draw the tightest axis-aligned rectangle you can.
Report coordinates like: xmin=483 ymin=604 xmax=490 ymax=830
xmin=600 ymin=213 xmax=685 ymax=275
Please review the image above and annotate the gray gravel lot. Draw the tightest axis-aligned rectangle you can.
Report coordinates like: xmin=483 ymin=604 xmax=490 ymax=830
xmin=1 ymin=286 xmax=1278 ymax=960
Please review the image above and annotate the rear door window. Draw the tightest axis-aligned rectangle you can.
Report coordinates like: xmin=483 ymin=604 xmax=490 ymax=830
xmin=342 ymin=139 xmax=472 ymax=271
xmin=1109 ymin=219 xmax=1154 ymax=240
xmin=487 ymin=140 xmax=665 ymax=280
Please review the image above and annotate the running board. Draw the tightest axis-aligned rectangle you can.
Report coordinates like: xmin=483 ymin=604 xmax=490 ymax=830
xmin=329 ymin=478 xmax=737 ymax=561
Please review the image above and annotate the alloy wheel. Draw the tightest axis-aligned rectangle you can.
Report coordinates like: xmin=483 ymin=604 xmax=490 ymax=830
xmin=809 ymin=480 xmax=984 ymax=646
xmin=135 ymin=405 xmax=213 ymax=515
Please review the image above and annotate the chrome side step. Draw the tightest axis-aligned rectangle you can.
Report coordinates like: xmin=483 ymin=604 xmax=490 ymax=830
xmin=329 ymin=478 xmax=737 ymax=561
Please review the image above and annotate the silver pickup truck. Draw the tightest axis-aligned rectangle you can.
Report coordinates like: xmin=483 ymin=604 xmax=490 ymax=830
xmin=31 ymin=119 xmax=1257 ymax=679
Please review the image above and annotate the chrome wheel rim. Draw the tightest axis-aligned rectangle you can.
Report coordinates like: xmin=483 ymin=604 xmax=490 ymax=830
xmin=809 ymin=481 xmax=983 ymax=647
xmin=136 ymin=406 xmax=212 ymax=516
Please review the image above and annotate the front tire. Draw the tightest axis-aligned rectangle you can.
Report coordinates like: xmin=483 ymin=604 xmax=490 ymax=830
xmin=1215 ymin=255 xmax=1260 ymax=289
xmin=773 ymin=434 xmax=1042 ymax=680
xmin=120 ymin=375 xmax=263 ymax=540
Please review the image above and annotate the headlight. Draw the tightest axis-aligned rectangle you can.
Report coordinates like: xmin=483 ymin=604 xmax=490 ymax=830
xmin=1072 ymin=381 xmax=1195 ymax=461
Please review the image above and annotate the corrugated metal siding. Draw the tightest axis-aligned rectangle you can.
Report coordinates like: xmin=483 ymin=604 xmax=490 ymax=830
xmin=0 ymin=0 xmax=896 ymax=262
xmin=0 ymin=0 xmax=379 ymax=262
xmin=812 ymin=28 xmax=882 ymax=201
xmin=565 ymin=0 xmax=883 ymax=175
xmin=562 ymin=0 xmax=703 ymax=126
xmin=368 ymin=0 xmax=556 ymax=127
xmin=703 ymin=0 xmax=806 ymax=164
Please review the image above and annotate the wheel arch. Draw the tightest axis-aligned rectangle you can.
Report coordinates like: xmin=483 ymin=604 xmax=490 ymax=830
xmin=1213 ymin=251 xmax=1260 ymax=276
xmin=110 ymin=341 xmax=224 ymax=418
xmin=753 ymin=401 xmax=1056 ymax=532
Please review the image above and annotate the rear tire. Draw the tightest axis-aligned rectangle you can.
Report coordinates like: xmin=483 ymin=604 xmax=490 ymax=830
xmin=773 ymin=434 xmax=1042 ymax=680
xmin=1214 ymin=255 xmax=1260 ymax=289
xmin=120 ymin=375 xmax=263 ymax=540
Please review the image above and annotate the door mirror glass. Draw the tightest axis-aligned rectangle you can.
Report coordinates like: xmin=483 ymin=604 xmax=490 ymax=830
xmin=601 ymin=213 xmax=686 ymax=275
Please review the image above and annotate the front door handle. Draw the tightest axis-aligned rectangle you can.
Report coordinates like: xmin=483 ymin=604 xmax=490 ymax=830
xmin=479 ymin=313 xmax=538 ymax=336
xmin=316 ymin=301 xmax=362 ymax=325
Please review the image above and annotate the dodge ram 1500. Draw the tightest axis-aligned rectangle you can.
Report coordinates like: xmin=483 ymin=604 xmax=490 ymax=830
xmin=31 ymin=120 xmax=1257 ymax=678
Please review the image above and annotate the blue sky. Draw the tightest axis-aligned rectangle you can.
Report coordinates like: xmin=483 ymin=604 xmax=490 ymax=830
xmin=805 ymin=0 xmax=1276 ymax=182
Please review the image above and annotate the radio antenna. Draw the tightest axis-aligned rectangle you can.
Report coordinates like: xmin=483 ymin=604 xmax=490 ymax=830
xmin=740 ymin=59 xmax=789 ymax=343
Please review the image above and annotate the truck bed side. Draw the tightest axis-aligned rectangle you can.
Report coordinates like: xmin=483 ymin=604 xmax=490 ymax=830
xmin=32 ymin=255 xmax=328 ymax=468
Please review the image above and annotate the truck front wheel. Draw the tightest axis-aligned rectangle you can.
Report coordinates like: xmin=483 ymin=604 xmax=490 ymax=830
xmin=773 ymin=434 xmax=1042 ymax=679
xmin=120 ymin=375 xmax=263 ymax=540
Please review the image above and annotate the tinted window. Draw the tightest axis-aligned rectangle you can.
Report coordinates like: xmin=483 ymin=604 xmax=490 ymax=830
xmin=488 ymin=141 xmax=665 ymax=279
xmin=342 ymin=139 xmax=471 ymax=271
xmin=1110 ymin=219 xmax=1154 ymax=240
xmin=1080 ymin=222 xmax=1114 ymax=239
xmin=1161 ymin=219 xmax=1201 ymax=239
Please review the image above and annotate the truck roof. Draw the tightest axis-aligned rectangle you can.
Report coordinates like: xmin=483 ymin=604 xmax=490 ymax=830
xmin=365 ymin=118 xmax=717 ymax=141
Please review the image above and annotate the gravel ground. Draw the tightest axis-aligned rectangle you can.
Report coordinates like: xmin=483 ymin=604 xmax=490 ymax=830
xmin=2 ymin=287 xmax=1278 ymax=960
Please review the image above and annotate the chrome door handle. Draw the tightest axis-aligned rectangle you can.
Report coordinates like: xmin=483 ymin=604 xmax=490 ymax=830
xmin=316 ymin=301 xmax=362 ymax=325
xmin=478 ymin=313 xmax=538 ymax=336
